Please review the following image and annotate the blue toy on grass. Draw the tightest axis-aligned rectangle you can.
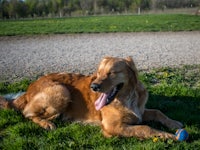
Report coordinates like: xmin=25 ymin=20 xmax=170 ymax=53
xmin=175 ymin=129 xmax=189 ymax=141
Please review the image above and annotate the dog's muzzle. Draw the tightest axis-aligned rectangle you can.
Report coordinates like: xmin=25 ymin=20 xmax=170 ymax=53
xmin=91 ymin=83 xmax=124 ymax=110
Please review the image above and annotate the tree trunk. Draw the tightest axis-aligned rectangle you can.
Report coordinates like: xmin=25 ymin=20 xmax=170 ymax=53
xmin=137 ymin=7 xmax=140 ymax=15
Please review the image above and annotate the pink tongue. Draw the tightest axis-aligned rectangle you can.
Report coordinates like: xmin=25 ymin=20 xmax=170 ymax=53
xmin=95 ymin=93 xmax=108 ymax=110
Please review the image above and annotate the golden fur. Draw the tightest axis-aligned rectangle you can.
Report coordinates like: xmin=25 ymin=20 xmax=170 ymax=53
xmin=0 ymin=56 xmax=183 ymax=140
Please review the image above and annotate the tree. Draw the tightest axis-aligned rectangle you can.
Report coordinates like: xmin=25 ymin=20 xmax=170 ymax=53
xmin=56 ymin=0 xmax=64 ymax=17
xmin=80 ymin=0 xmax=93 ymax=15
xmin=0 ymin=0 xmax=10 ymax=18
xmin=15 ymin=0 xmax=28 ymax=18
xmin=25 ymin=0 xmax=38 ymax=17
xmin=135 ymin=0 xmax=142 ymax=14
xmin=124 ymin=0 xmax=134 ymax=12
xmin=63 ymin=0 xmax=80 ymax=16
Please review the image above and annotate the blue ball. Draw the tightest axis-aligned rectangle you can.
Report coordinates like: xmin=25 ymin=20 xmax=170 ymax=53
xmin=175 ymin=129 xmax=189 ymax=141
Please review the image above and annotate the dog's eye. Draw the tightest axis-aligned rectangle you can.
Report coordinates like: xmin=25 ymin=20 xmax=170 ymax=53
xmin=107 ymin=71 xmax=115 ymax=76
xmin=107 ymin=72 xmax=111 ymax=76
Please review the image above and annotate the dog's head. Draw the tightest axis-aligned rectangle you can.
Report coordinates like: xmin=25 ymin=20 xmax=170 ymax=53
xmin=91 ymin=56 xmax=138 ymax=110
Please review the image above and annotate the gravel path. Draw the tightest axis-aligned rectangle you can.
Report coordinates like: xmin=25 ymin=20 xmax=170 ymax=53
xmin=0 ymin=32 xmax=200 ymax=82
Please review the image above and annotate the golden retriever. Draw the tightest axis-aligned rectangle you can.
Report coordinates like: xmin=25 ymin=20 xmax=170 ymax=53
xmin=0 ymin=56 xmax=183 ymax=140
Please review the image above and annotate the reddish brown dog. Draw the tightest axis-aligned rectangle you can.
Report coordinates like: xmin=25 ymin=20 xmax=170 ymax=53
xmin=0 ymin=57 xmax=183 ymax=140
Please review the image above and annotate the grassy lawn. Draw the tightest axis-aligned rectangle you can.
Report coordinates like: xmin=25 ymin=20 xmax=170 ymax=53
xmin=0 ymin=14 xmax=200 ymax=36
xmin=0 ymin=65 xmax=200 ymax=149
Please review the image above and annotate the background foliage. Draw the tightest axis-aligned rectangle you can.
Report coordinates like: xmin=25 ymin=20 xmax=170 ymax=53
xmin=0 ymin=0 xmax=199 ymax=19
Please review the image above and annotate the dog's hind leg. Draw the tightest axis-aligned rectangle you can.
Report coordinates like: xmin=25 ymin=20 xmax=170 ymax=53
xmin=142 ymin=109 xmax=183 ymax=129
xmin=23 ymin=84 xmax=71 ymax=130
xmin=29 ymin=116 xmax=57 ymax=130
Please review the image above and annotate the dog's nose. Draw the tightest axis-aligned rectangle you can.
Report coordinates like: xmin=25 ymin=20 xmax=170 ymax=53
xmin=90 ymin=83 xmax=101 ymax=92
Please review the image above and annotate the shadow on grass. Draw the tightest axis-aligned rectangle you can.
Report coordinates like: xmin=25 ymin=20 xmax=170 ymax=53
xmin=146 ymin=93 xmax=200 ymax=142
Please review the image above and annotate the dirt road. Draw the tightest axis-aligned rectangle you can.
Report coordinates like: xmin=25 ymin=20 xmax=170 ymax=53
xmin=0 ymin=32 xmax=199 ymax=82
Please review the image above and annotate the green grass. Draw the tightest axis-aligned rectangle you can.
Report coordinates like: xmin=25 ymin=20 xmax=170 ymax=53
xmin=0 ymin=65 xmax=200 ymax=149
xmin=0 ymin=14 xmax=200 ymax=36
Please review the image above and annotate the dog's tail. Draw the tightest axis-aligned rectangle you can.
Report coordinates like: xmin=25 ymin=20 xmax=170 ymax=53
xmin=0 ymin=92 xmax=27 ymax=111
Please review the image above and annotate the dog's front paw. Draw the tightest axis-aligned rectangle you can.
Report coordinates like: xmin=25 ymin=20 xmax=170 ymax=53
xmin=167 ymin=119 xmax=183 ymax=129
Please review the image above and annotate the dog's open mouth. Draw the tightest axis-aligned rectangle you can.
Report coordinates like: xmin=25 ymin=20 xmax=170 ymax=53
xmin=95 ymin=83 xmax=124 ymax=110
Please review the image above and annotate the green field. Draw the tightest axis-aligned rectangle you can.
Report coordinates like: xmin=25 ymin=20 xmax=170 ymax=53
xmin=0 ymin=65 xmax=200 ymax=149
xmin=0 ymin=14 xmax=200 ymax=36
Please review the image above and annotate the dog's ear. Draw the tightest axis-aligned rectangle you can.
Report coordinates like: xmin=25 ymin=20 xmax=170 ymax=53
xmin=98 ymin=56 xmax=113 ymax=71
xmin=125 ymin=56 xmax=138 ymax=86
xmin=102 ymin=56 xmax=113 ymax=61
